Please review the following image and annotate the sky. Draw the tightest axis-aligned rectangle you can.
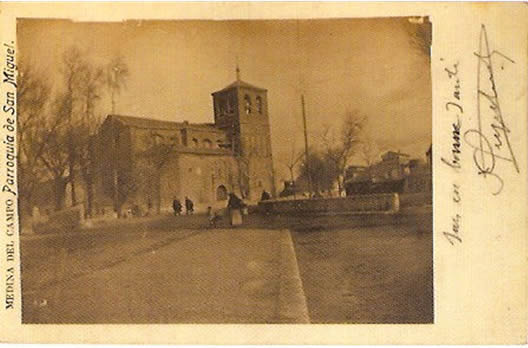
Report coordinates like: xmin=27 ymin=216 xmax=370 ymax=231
xmin=18 ymin=17 xmax=431 ymax=181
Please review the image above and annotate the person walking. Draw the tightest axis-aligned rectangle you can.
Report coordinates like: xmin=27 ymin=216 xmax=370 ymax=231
xmin=227 ymin=193 xmax=243 ymax=227
xmin=260 ymin=189 xmax=272 ymax=215
xmin=172 ymin=197 xmax=182 ymax=216
xmin=185 ymin=196 xmax=194 ymax=215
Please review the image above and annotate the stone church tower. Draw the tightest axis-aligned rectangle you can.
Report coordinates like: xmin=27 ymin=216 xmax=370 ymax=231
xmin=92 ymin=69 xmax=276 ymax=216
xmin=211 ymin=69 xmax=275 ymax=201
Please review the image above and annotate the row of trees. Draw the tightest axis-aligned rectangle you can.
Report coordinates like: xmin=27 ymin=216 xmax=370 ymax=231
xmin=19 ymin=46 xmax=129 ymax=216
xmin=283 ymin=110 xmax=379 ymax=196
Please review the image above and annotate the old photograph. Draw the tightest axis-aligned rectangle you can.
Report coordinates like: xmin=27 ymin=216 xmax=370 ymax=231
xmin=17 ymin=17 xmax=432 ymax=324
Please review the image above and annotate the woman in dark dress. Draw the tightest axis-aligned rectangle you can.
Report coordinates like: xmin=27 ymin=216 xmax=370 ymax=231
xmin=227 ymin=193 xmax=243 ymax=226
xmin=172 ymin=198 xmax=182 ymax=216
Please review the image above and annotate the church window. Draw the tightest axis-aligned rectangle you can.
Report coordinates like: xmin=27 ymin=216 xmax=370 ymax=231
xmin=203 ymin=139 xmax=212 ymax=148
xmin=152 ymin=133 xmax=163 ymax=145
xmin=244 ymin=94 xmax=252 ymax=115
xmin=256 ymin=96 xmax=263 ymax=114
xmin=192 ymin=138 xmax=199 ymax=147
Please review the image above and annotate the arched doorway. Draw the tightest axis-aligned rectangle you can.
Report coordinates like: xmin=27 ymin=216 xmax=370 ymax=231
xmin=216 ymin=185 xmax=228 ymax=201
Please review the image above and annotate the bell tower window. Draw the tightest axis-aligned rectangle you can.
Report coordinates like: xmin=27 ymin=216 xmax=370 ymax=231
xmin=256 ymin=96 xmax=263 ymax=114
xmin=244 ymin=94 xmax=252 ymax=115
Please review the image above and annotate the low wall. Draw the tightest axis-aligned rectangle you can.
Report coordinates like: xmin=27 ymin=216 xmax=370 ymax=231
xmin=32 ymin=205 xmax=85 ymax=234
xmin=258 ymin=193 xmax=399 ymax=216
xmin=400 ymin=192 xmax=432 ymax=208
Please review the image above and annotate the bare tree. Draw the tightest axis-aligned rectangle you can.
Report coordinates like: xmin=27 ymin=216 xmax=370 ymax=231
xmin=60 ymin=46 xmax=89 ymax=207
xmin=320 ymin=110 xmax=365 ymax=194
xmin=19 ymin=50 xmax=128 ymax=215
xmin=77 ymin=63 xmax=105 ymax=217
xmin=359 ymin=137 xmax=378 ymax=167
xmin=298 ymin=149 xmax=337 ymax=194
xmin=18 ymin=60 xmax=90 ymax=212
xmin=106 ymin=56 xmax=129 ymax=114
xmin=359 ymin=131 xmax=379 ymax=179
xmin=281 ymin=141 xmax=304 ymax=198
xmin=37 ymin=95 xmax=72 ymax=210
xmin=57 ymin=47 xmax=113 ymax=213
xmin=17 ymin=64 xmax=51 ymax=215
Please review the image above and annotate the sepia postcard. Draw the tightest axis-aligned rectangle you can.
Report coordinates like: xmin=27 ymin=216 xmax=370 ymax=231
xmin=0 ymin=1 xmax=526 ymax=345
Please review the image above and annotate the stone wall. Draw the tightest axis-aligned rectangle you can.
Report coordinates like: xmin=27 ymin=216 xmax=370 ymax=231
xmin=258 ymin=193 xmax=399 ymax=215
xmin=399 ymin=192 xmax=432 ymax=207
xmin=32 ymin=205 xmax=85 ymax=234
xmin=158 ymin=153 xmax=240 ymax=213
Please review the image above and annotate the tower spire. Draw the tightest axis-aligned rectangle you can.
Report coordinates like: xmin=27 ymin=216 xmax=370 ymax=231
xmin=236 ymin=64 xmax=241 ymax=81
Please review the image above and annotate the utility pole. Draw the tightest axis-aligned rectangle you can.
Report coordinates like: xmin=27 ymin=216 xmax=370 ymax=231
xmin=301 ymin=94 xmax=313 ymax=195
xmin=111 ymin=65 xmax=120 ymax=114
xmin=112 ymin=118 xmax=119 ymax=217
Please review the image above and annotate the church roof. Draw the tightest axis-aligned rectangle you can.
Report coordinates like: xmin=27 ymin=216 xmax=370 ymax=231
xmin=107 ymin=114 xmax=221 ymax=132
xmin=213 ymin=79 xmax=267 ymax=94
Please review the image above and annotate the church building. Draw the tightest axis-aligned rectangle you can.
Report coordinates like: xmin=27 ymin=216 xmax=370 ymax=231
xmin=95 ymin=74 xmax=275 ymax=214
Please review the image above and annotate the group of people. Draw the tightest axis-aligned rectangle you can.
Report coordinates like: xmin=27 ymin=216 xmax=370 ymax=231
xmin=171 ymin=189 xmax=272 ymax=228
xmin=172 ymin=196 xmax=194 ymax=216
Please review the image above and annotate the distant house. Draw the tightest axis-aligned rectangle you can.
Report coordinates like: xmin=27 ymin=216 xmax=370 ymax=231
xmin=345 ymin=146 xmax=432 ymax=195
xmin=369 ymin=151 xmax=411 ymax=182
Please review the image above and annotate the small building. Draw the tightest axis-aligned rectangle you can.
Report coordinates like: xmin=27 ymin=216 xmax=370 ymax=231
xmin=369 ymin=151 xmax=411 ymax=182
xmin=345 ymin=146 xmax=432 ymax=196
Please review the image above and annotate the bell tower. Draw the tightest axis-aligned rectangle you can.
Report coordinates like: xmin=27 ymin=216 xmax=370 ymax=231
xmin=211 ymin=68 xmax=275 ymax=200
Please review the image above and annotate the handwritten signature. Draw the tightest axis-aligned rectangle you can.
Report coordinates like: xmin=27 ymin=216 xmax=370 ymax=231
xmin=464 ymin=25 xmax=519 ymax=195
